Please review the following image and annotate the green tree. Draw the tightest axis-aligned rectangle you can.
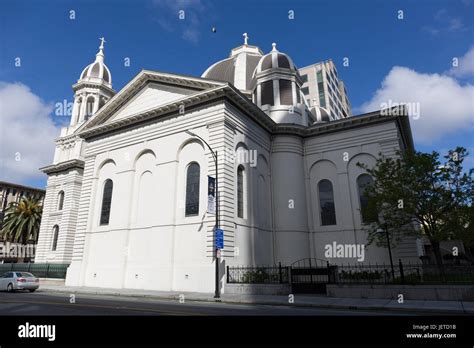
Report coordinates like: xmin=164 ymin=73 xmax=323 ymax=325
xmin=1 ymin=196 xmax=43 ymax=244
xmin=358 ymin=147 xmax=473 ymax=267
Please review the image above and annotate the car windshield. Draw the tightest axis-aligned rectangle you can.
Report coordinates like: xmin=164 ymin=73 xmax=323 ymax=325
xmin=16 ymin=272 xmax=35 ymax=278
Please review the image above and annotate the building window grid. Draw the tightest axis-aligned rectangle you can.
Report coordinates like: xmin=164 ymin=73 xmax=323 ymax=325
xmin=316 ymin=70 xmax=323 ymax=83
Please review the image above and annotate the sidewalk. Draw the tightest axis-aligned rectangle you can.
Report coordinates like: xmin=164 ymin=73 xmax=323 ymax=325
xmin=37 ymin=283 xmax=474 ymax=314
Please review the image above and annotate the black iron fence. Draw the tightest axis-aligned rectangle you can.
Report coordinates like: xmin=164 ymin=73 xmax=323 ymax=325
xmin=0 ymin=263 xmax=69 ymax=279
xmin=334 ymin=260 xmax=474 ymax=285
xmin=227 ymin=263 xmax=289 ymax=284
xmin=227 ymin=259 xmax=474 ymax=286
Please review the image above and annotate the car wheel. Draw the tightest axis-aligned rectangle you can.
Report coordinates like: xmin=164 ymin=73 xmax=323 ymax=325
xmin=7 ymin=283 xmax=14 ymax=293
xmin=28 ymin=289 xmax=36 ymax=293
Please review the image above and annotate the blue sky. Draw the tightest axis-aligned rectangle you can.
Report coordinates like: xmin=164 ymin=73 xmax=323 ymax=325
xmin=1 ymin=0 xmax=473 ymax=189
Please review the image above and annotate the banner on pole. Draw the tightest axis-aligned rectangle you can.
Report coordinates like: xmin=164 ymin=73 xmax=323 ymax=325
xmin=207 ymin=176 xmax=216 ymax=215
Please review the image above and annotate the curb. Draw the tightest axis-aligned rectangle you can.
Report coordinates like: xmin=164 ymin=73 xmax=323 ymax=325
xmin=37 ymin=287 xmax=472 ymax=315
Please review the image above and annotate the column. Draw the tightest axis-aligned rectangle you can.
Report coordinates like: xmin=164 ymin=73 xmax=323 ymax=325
xmin=70 ymin=97 xmax=79 ymax=126
xmin=78 ymin=95 xmax=87 ymax=123
xmin=93 ymin=95 xmax=100 ymax=114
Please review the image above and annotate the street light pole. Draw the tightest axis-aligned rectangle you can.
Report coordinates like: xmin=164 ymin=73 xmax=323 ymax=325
xmin=384 ymin=225 xmax=395 ymax=280
xmin=185 ymin=131 xmax=220 ymax=299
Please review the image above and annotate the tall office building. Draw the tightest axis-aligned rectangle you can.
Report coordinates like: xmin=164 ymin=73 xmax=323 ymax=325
xmin=298 ymin=59 xmax=352 ymax=120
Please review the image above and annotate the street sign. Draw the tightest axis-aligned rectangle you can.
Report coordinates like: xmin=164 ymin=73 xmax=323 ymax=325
xmin=215 ymin=228 xmax=224 ymax=249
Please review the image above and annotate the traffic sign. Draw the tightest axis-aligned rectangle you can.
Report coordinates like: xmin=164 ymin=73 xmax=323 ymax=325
xmin=215 ymin=228 xmax=224 ymax=249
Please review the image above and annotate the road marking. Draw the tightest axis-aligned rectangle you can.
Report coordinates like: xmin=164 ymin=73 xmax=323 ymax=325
xmin=0 ymin=300 xmax=205 ymax=316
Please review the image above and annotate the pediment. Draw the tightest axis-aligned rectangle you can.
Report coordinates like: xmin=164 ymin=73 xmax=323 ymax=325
xmin=108 ymin=82 xmax=195 ymax=122
xmin=77 ymin=70 xmax=225 ymax=132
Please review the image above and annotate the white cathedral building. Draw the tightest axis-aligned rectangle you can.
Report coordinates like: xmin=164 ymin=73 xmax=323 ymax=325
xmin=35 ymin=36 xmax=419 ymax=293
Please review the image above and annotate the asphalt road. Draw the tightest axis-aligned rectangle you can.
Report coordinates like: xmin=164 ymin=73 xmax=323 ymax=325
xmin=0 ymin=290 xmax=410 ymax=316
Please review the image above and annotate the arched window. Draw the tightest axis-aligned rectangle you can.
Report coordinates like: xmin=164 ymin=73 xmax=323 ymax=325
xmin=100 ymin=179 xmax=113 ymax=225
xmin=261 ymin=80 xmax=274 ymax=106
xmin=318 ymin=179 xmax=337 ymax=226
xmin=357 ymin=174 xmax=375 ymax=223
xmin=85 ymin=96 xmax=95 ymax=120
xmin=51 ymin=225 xmax=59 ymax=251
xmin=57 ymin=191 xmax=64 ymax=211
xmin=279 ymin=79 xmax=293 ymax=105
xmin=185 ymin=163 xmax=200 ymax=216
xmin=237 ymin=166 xmax=244 ymax=218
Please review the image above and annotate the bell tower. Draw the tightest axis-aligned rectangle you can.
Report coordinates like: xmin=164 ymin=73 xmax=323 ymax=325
xmin=253 ymin=43 xmax=314 ymax=126
xmin=69 ymin=38 xmax=115 ymax=131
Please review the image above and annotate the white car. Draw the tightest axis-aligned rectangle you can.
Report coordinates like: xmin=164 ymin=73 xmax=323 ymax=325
xmin=0 ymin=272 xmax=40 ymax=292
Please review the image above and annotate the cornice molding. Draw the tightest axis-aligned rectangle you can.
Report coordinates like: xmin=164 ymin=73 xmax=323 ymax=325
xmin=65 ymin=69 xmax=413 ymax=153
xmin=40 ymin=159 xmax=85 ymax=175
xmin=72 ymin=81 xmax=116 ymax=94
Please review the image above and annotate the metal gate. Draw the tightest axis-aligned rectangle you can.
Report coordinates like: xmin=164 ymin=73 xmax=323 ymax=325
xmin=290 ymin=258 xmax=336 ymax=294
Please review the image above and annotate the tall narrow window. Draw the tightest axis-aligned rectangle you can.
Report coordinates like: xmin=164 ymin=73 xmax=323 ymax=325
xmin=318 ymin=179 xmax=336 ymax=226
xmin=100 ymin=179 xmax=113 ymax=225
xmin=237 ymin=166 xmax=244 ymax=218
xmin=57 ymin=191 xmax=64 ymax=211
xmin=185 ymin=163 xmax=200 ymax=216
xmin=85 ymin=97 xmax=95 ymax=120
xmin=52 ymin=225 xmax=59 ymax=251
xmin=279 ymin=79 xmax=293 ymax=105
xmin=261 ymin=80 xmax=274 ymax=106
xmin=357 ymin=174 xmax=375 ymax=223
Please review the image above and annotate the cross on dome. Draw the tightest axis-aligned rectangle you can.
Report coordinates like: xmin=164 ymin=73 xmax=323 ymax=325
xmin=99 ymin=37 xmax=106 ymax=49
xmin=95 ymin=37 xmax=106 ymax=63
xmin=243 ymin=33 xmax=249 ymax=45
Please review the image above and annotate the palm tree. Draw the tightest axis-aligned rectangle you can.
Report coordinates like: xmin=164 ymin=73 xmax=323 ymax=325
xmin=1 ymin=196 xmax=43 ymax=244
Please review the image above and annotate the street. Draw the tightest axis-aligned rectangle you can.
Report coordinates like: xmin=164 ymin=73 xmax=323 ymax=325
xmin=0 ymin=290 xmax=410 ymax=316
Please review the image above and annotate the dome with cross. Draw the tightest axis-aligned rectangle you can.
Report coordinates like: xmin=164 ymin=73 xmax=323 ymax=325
xmin=79 ymin=37 xmax=112 ymax=87
xmin=201 ymin=33 xmax=263 ymax=94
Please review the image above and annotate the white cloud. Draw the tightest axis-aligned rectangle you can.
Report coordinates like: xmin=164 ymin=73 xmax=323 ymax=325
xmin=152 ymin=0 xmax=205 ymax=44
xmin=423 ymin=8 xmax=468 ymax=36
xmin=449 ymin=46 xmax=474 ymax=77
xmin=359 ymin=67 xmax=474 ymax=145
xmin=182 ymin=28 xmax=200 ymax=44
xmin=0 ymin=82 xmax=60 ymax=183
xmin=153 ymin=0 xmax=204 ymax=12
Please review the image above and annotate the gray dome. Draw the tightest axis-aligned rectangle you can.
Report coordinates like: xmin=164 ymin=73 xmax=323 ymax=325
xmin=310 ymin=106 xmax=332 ymax=122
xmin=202 ymin=44 xmax=263 ymax=92
xmin=254 ymin=43 xmax=297 ymax=76
xmin=81 ymin=61 xmax=111 ymax=83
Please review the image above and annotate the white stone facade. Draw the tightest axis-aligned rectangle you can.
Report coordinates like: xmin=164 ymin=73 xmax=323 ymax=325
xmin=35 ymin=39 xmax=419 ymax=293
